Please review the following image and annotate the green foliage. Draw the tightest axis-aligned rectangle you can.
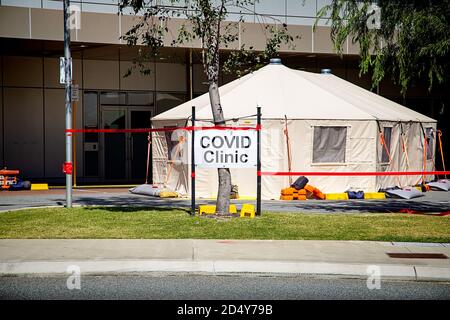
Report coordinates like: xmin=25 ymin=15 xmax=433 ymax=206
xmin=119 ymin=0 xmax=293 ymax=80
xmin=316 ymin=0 xmax=450 ymax=95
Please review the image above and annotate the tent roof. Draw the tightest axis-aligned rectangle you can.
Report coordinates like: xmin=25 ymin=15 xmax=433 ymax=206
xmin=152 ymin=62 xmax=436 ymax=122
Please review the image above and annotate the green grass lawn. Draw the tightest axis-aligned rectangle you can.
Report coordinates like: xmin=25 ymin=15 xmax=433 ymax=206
xmin=0 ymin=207 xmax=449 ymax=242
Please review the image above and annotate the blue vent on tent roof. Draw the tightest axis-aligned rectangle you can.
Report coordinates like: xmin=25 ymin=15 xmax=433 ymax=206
xmin=270 ymin=58 xmax=282 ymax=65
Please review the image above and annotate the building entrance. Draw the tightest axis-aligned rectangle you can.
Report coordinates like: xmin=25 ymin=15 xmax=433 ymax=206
xmin=100 ymin=106 xmax=151 ymax=182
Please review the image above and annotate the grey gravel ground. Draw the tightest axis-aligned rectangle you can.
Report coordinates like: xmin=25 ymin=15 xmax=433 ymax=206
xmin=1 ymin=274 xmax=449 ymax=300
xmin=0 ymin=188 xmax=449 ymax=213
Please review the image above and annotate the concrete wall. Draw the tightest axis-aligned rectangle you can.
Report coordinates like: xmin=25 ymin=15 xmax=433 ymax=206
xmin=83 ymin=60 xmax=120 ymax=90
xmin=3 ymin=88 xmax=44 ymax=178
xmin=155 ymin=63 xmax=186 ymax=92
xmin=0 ymin=6 xmax=360 ymax=55
xmin=119 ymin=61 xmax=155 ymax=91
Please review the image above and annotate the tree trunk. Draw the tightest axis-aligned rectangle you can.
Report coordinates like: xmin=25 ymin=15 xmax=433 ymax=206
xmin=208 ymin=80 xmax=231 ymax=215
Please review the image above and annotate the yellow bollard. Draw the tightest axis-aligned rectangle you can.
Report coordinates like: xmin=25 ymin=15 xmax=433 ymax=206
xmin=240 ymin=204 xmax=255 ymax=218
xmin=199 ymin=204 xmax=238 ymax=215
xmin=31 ymin=183 xmax=49 ymax=191
xmin=363 ymin=192 xmax=386 ymax=200
xmin=199 ymin=205 xmax=216 ymax=215
xmin=325 ymin=193 xmax=349 ymax=200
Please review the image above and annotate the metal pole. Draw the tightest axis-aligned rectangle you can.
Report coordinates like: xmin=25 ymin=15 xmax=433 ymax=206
xmin=64 ymin=0 xmax=72 ymax=208
xmin=72 ymin=82 xmax=77 ymax=188
xmin=191 ymin=106 xmax=196 ymax=216
xmin=256 ymin=106 xmax=261 ymax=216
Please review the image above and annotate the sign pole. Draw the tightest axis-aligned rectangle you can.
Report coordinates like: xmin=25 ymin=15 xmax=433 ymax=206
xmin=191 ymin=106 xmax=196 ymax=216
xmin=72 ymin=82 xmax=77 ymax=188
xmin=256 ymin=106 xmax=261 ymax=216
xmin=64 ymin=0 xmax=73 ymax=208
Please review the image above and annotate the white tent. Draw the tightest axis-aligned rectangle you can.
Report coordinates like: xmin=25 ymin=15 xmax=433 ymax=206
xmin=151 ymin=60 xmax=437 ymax=200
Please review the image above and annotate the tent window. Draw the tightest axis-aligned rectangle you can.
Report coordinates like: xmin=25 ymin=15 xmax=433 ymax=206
xmin=164 ymin=126 xmax=178 ymax=161
xmin=426 ymin=128 xmax=434 ymax=160
xmin=165 ymin=127 xmax=187 ymax=162
xmin=381 ymin=127 xmax=392 ymax=163
xmin=313 ymin=126 xmax=347 ymax=163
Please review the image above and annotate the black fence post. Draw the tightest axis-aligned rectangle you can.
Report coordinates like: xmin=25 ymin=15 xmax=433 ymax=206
xmin=191 ymin=106 xmax=196 ymax=216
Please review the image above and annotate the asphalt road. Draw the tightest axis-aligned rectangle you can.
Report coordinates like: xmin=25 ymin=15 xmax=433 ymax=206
xmin=1 ymin=274 xmax=449 ymax=300
xmin=1 ymin=188 xmax=450 ymax=213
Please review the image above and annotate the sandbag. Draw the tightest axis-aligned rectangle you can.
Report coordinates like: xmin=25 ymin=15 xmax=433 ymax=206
xmin=129 ymin=184 xmax=162 ymax=197
xmin=385 ymin=188 xmax=424 ymax=199
xmin=159 ymin=190 xmax=179 ymax=198
xmin=347 ymin=190 xmax=364 ymax=199
xmin=427 ymin=180 xmax=450 ymax=191
xmin=291 ymin=176 xmax=309 ymax=190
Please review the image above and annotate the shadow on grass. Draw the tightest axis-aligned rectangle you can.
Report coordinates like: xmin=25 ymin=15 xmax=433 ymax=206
xmin=288 ymin=199 xmax=450 ymax=213
xmin=25 ymin=191 xmax=450 ymax=215
xmin=80 ymin=204 xmax=191 ymax=214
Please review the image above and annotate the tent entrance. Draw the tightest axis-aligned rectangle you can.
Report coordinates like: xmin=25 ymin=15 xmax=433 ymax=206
xmin=100 ymin=106 xmax=152 ymax=182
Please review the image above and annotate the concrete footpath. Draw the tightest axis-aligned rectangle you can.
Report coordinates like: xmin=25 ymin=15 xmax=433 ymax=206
xmin=1 ymin=239 xmax=449 ymax=281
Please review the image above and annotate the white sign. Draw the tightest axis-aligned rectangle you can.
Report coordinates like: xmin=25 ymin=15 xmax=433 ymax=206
xmin=71 ymin=84 xmax=79 ymax=101
xmin=194 ymin=130 xmax=257 ymax=168
xmin=59 ymin=57 xmax=72 ymax=84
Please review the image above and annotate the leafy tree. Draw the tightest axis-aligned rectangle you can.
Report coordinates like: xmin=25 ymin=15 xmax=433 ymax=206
xmin=317 ymin=0 xmax=450 ymax=95
xmin=119 ymin=0 xmax=293 ymax=215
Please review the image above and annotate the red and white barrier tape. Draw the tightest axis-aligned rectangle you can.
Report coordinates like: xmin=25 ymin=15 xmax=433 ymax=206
xmin=258 ymin=171 xmax=450 ymax=176
xmin=65 ymin=125 xmax=261 ymax=134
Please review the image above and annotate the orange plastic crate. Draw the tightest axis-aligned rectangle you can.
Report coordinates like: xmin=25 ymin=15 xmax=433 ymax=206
xmin=313 ymin=189 xmax=325 ymax=200
xmin=281 ymin=187 xmax=295 ymax=196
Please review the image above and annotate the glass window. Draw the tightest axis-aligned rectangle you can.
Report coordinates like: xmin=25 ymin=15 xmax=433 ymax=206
xmin=255 ymin=0 xmax=285 ymax=16
xmin=156 ymin=92 xmax=186 ymax=115
xmin=42 ymin=0 xmax=82 ymax=10
xmin=82 ymin=1 xmax=119 ymax=14
xmin=381 ymin=127 xmax=392 ymax=163
xmin=1 ymin=0 xmax=41 ymax=8
xmin=225 ymin=1 xmax=255 ymax=14
xmin=313 ymin=126 xmax=347 ymax=163
xmin=103 ymin=109 xmax=126 ymax=129
xmin=317 ymin=0 xmax=333 ymax=16
xmin=43 ymin=0 xmax=62 ymax=10
xmin=426 ymin=128 xmax=434 ymax=160
xmin=128 ymin=92 xmax=154 ymax=106
xmin=84 ymin=91 xmax=98 ymax=128
xmin=287 ymin=0 xmax=316 ymax=17
xmin=100 ymin=92 xmax=126 ymax=105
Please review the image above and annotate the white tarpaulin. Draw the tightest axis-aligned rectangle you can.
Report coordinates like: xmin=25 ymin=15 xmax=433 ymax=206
xmin=151 ymin=61 xmax=437 ymax=199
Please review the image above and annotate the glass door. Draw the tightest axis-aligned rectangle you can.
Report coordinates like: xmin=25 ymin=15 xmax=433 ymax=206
xmin=129 ymin=109 xmax=152 ymax=181
xmin=101 ymin=107 xmax=127 ymax=181
xmin=100 ymin=106 xmax=152 ymax=182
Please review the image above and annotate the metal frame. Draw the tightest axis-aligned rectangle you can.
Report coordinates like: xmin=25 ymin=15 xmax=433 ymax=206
xmin=190 ymin=106 xmax=262 ymax=216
